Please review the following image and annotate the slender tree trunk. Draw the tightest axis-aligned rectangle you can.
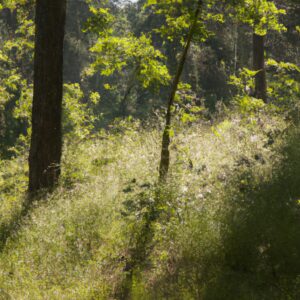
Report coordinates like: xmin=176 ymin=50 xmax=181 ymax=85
xmin=253 ymin=32 xmax=267 ymax=102
xmin=159 ymin=0 xmax=203 ymax=182
xmin=29 ymin=0 xmax=67 ymax=193
xmin=233 ymin=22 xmax=238 ymax=75
xmin=120 ymin=83 xmax=134 ymax=116
xmin=119 ymin=66 xmax=139 ymax=116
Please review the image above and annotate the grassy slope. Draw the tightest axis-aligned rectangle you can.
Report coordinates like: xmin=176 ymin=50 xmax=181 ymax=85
xmin=0 ymin=114 xmax=299 ymax=299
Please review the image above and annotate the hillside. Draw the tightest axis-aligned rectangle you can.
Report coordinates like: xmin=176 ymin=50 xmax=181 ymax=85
xmin=1 ymin=113 xmax=300 ymax=299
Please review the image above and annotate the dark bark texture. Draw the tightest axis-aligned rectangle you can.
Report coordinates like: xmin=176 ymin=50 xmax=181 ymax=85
xmin=29 ymin=0 xmax=67 ymax=193
xmin=253 ymin=33 xmax=267 ymax=102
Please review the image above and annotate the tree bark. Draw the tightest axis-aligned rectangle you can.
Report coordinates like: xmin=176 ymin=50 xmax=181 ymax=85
xmin=29 ymin=0 xmax=67 ymax=193
xmin=159 ymin=0 xmax=203 ymax=182
xmin=253 ymin=32 xmax=267 ymax=102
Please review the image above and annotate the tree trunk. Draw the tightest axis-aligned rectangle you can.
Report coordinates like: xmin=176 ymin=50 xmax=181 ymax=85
xmin=233 ymin=22 xmax=238 ymax=75
xmin=119 ymin=83 xmax=134 ymax=116
xmin=29 ymin=0 xmax=67 ymax=193
xmin=253 ymin=32 xmax=267 ymax=102
xmin=159 ymin=0 xmax=203 ymax=182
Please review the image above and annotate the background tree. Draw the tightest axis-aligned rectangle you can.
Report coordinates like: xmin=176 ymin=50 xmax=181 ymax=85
xmin=231 ymin=0 xmax=286 ymax=102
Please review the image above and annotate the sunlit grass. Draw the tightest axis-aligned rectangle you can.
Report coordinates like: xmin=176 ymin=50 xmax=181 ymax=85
xmin=0 ymin=113 xmax=298 ymax=299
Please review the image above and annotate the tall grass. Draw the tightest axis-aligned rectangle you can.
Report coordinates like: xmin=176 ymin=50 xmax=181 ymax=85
xmin=0 ymin=113 xmax=299 ymax=299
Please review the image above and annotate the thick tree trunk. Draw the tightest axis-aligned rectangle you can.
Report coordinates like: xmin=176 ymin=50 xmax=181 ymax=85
xmin=29 ymin=0 xmax=67 ymax=193
xmin=159 ymin=0 xmax=203 ymax=182
xmin=253 ymin=32 xmax=267 ymax=102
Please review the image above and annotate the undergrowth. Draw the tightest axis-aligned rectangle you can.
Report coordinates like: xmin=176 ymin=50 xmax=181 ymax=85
xmin=0 ymin=112 xmax=299 ymax=299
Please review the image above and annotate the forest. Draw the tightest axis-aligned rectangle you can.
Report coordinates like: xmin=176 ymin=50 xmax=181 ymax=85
xmin=0 ymin=0 xmax=299 ymax=299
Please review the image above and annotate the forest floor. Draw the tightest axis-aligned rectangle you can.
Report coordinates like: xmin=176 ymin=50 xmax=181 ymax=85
xmin=0 ymin=112 xmax=300 ymax=299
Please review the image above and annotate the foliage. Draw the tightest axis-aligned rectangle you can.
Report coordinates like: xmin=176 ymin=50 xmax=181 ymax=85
xmin=229 ymin=61 xmax=300 ymax=117
xmin=228 ymin=0 xmax=286 ymax=35
xmin=266 ymin=58 xmax=300 ymax=112
xmin=88 ymin=34 xmax=170 ymax=89
xmin=0 ymin=2 xmax=34 ymax=156
xmin=83 ymin=1 xmax=171 ymax=118
xmin=63 ymin=83 xmax=99 ymax=141
xmin=229 ymin=68 xmax=265 ymax=115
xmin=144 ymin=0 xmax=223 ymax=43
